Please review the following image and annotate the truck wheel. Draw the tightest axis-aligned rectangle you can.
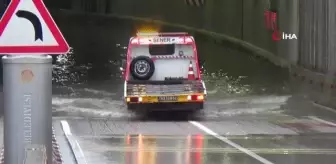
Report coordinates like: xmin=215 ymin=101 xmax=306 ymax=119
xmin=130 ymin=56 xmax=155 ymax=80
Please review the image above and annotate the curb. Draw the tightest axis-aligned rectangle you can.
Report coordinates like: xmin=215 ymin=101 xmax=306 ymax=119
xmin=52 ymin=127 xmax=63 ymax=164
xmin=290 ymin=65 xmax=336 ymax=111
xmin=312 ymin=102 xmax=336 ymax=114
xmin=60 ymin=120 xmax=87 ymax=164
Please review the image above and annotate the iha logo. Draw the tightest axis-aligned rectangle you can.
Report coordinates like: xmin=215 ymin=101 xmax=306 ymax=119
xmin=272 ymin=30 xmax=297 ymax=41
xmin=264 ymin=10 xmax=298 ymax=42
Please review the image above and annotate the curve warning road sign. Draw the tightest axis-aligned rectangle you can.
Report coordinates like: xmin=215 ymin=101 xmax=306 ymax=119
xmin=0 ymin=0 xmax=69 ymax=54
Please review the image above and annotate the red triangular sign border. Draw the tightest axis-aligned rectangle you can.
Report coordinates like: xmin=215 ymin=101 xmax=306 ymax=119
xmin=0 ymin=0 xmax=70 ymax=54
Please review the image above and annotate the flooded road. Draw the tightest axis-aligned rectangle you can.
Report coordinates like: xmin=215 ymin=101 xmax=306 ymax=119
xmin=0 ymin=12 xmax=335 ymax=164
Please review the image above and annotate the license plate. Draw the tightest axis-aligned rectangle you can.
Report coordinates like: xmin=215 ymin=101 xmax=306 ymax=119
xmin=158 ymin=96 xmax=178 ymax=102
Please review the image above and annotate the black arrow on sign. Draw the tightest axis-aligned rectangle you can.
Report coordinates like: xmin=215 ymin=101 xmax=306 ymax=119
xmin=16 ymin=10 xmax=43 ymax=41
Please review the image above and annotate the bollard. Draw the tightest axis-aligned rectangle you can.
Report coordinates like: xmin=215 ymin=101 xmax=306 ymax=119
xmin=3 ymin=55 xmax=52 ymax=164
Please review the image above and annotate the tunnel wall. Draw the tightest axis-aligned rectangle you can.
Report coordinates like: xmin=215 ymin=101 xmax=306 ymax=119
xmin=62 ymin=0 xmax=299 ymax=67
xmin=290 ymin=0 xmax=336 ymax=108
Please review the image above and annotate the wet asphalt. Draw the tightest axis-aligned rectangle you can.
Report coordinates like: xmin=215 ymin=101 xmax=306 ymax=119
xmin=51 ymin=92 xmax=336 ymax=164
xmin=2 ymin=15 xmax=336 ymax=164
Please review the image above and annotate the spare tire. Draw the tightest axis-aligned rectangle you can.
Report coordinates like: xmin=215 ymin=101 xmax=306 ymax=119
xmin=130 ymin=56 xmax=155 ymax=80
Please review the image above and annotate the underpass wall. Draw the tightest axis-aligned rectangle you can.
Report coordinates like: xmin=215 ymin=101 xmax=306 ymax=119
xmin=63 ymin=0 xmax=298 ymax=67
xmin=290 ymin=0 xmax=336 ymax=108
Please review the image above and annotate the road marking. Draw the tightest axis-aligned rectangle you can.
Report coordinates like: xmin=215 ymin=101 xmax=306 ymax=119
xmin=60 ymin=120 xmax=88 ymax=164
xmin=189 ymin=121 xmax=274 ymax=164
xmin=75 ymin=140 xmax=87 ymax=162
xmin=307 ymin=116 xmax=336 ymax=127
xmin=312 ymin=102 xmax=336 ymax=115
xmin=60 ymin=120 xmax=72 ymax=135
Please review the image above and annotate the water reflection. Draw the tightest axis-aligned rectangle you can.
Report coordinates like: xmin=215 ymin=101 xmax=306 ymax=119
xmin=137 ymin=135 xmax=157 ymax=164
xmin=83 ymin=134 xmax=336 ymax=164
xmin=125 ymin=135 xmax=204 ymax=164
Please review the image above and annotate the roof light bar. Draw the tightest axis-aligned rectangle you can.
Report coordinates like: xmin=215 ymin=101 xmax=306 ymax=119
xmin=136 ymin=32 xmax=188 ymax=37
xmin=131 ymin=36 xmax=194 ymax=45
xmin=136 ymin=32 xmax=159 ymax=36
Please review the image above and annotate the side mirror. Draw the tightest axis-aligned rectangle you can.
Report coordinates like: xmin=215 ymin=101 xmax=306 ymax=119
xmin=120 ymin=67 xmax=125 ymax=75
xmin=200 ymin=65 xmax=205 ymax=75
xmin=120 ymin=60 xmax=126 ymax=78
xmin=119 ymin=67 xmax=125 ymax=79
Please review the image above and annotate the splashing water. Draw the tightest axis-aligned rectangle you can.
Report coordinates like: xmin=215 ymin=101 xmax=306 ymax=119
xmin=52 ymin=47 xmax=92 ymax=86
xmin=202 ymin=69 xmax=251 ymax=97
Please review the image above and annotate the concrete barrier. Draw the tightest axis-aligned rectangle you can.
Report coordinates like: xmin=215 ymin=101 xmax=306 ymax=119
xmin=289 ymin=65 xmax=336 ymax=109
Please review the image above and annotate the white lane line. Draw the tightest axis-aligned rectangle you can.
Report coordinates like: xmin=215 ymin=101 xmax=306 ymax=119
xmin=60 ymin=120 xmax=88 ymax=164
xmin=307 ymin=116 xmax=336 ymax=127
xmin=189 ymin=121 xmax=274 ymax=164
xmin=61 ymin=120 xmax=72 ymax=135
xmin=312 ymin=102 xmax=336 ymax=115
xmin=75 ymin=140 xmax=87 ymax=162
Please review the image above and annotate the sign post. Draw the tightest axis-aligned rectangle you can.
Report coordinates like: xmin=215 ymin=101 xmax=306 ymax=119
xmin=0 ymin=0 xmax=70 ymax=163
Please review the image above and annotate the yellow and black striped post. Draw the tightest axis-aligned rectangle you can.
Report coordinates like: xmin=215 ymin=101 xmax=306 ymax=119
xmin=184 ymin=0 xmax=205 ymax=7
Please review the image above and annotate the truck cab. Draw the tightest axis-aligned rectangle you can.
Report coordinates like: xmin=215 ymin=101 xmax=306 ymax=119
xmin=121 ymin=32 xmax=206 ymax=111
